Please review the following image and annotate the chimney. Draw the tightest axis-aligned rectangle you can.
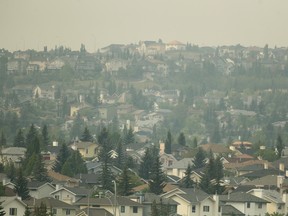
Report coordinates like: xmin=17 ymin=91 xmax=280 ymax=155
xmin=264 ymin=162 xmax=268 ymax=170
xmin=277 ymin=175 xmax=284 ymax=188
xmin=279 ymin=163 xmax=285 ymax=172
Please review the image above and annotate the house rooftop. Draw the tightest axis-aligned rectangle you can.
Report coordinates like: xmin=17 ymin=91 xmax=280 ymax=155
xmin=75 ymin=196 xmax=142 ymax=206
xmin=219 ymin=192 xmax=268 ymax=203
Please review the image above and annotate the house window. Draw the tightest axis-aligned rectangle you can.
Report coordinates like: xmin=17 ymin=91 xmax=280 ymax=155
xmin=52 ymin=209 xmax=57 ymax=215
xmin=258 ymin=203 xmax=262 ymax=209
xmin=121 ymin=206 xmax=125 ymax=213
xmin=192 ymin=205 xmax=196 ymax=212
xmin=133 ymin=206 xmax=138 ymax=213
xmin=66 ymin=209 xmax=71 ymax=215
xmin=55 ymin=195 xmax=60 ymax=200
xmin=203 ymin=206 xmax=210 ymax=212
xmin=9 ymin=208 xmax=17 ymax=216
xmin=86 ymin=149 xmax=88 ymax=154
xmin=247 ymin=202 xmax=250 ymax=208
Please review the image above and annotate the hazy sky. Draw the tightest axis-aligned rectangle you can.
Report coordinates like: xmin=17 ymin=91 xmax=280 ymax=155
xmin=1 ymin=0 xmax=288 ymax=52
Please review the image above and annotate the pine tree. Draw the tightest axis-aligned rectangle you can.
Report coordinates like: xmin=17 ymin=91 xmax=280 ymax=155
xmin=151 ymin=200 xmax=159 ymax=216
xmin=164 ymin=130 xmax=172 ymax=154
xmin=193 ymin=147 xmax=206 ymax=169
xmin=0 ymin=132 xmax=6 ymax=147
xmin=117 ymin=165 xmax=133 ymax=196
xmin=181 ymin=164 xmax=194 ymax=188
xmin=53 ymin=142 xmax=70 ymax=173
xmin=139 ymin=147 xmax=158 ymax=180
xmin=25 ymin=124 xmax=40 ymax=159
xmin=4 ymin=160 xmax=16 ymax=182
xmin=14 ymin=168 xmax=30 ymax=200
xmin=0 ymin=201 xmax=5 ymax=216
xmin=101 ymin=162 xmax=114 ymax=192
xmin=24 ymin=206 xmax=31 ymax=216
xmin=41 ymin=125 xmax=50 ymax=149
xmin=81 ymin=126 xmax=93 ymax=142
xmin=115 ymin=140 xmax=124 ymax=169
xmin=124 ymin=127 xmax=134 ymax=145
xmin=32 ymin=154 xmax=49 ymax=182
xmin=192 ymin=137 xmax=198 ymax=148
xmin=61 ymin=150 xmax=87 ymax=177
xmin=34 ymin=202 xmax=48 ymax=216
xmin=98 ymin=128 xmax=113 ymax=163
xmin=13 ymin=129 xmax=25 ymax=147
xmin=276 ymin=134 xmax=284 ymax=158
xmin=149 ymin=154 xmax=166 ymax=195
xmin=177 ymin=132 xmax=186 ymax=146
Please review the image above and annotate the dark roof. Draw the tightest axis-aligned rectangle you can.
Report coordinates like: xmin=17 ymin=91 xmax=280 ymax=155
xmin=74 ymin=173 xmax=101 ymax=184
xmin=219 ymin=192 xmax=269 ymax=203
xmin=241 ymin=169 xmax=284 ymax=179
xmin=176 ymin=188 xmax=210 ymax=203
xmin=77 ymin=207 xmax=113 ymax=216
xmin=221 ymin=204 xmax=245 ymax=216
xmin=24 ymin=197 xmax=75 ymax=209
xmin=142 ymin=193 xmax=178 ymax=205
xmin=237 ymin=164 xmax=265 ymax=172
xmin=167 ymin=175 xmax=181 ymax=183
xmin=75 ymin=196 xmax=142 ymax=206
xmin=27 ymin=181 xmax=51 ymax=189
xmin=63 ymin=187 xmax=90 ymax=196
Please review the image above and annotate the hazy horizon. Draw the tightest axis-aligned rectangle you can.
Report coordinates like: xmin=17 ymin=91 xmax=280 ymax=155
xmin=1 ymin=0 xmax=288 ymax=52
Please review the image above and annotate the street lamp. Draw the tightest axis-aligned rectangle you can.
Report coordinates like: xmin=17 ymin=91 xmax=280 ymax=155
xmin=112 ymin=180 xmax=117 ymax=216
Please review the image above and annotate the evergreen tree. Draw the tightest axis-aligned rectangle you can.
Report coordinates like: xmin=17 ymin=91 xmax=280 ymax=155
xmin=13 ymin=129 xmax=25 ymax=147
xmin=53 ymin=142 xmax=71 ymax=173
xmin=177 ymin=132 xmax=186 ymax=146
xmin=115 ymin=140 xmax=125 ymax=169
xmin=41 ymin=125 xmax=50 ymax=149
xmin=101 ymin=162 xmax=114 ymax=192
xmin=193 ymin=147 xmax=206 ymax=169
xmin=4 ymin=160 xmax=16 ymax=182
xmin=80 ymin=126 xmax=93 ymax=142
xmin=151 ymin=200 xmax=159 ymax=216
xmin=124 ymin=127 xmax=134 ymax=145
xmin=164 ymin=130 xmax=172 ymax=154
xmin=0 ymin=201 xmax=5 ymax=216
xmin=61 ymin=150 xmax=87 ymax=177
xmin=24 ymin=206 xmax=31 ymax=216
xmin=117 ymin=165 xmax=133 ymax=196
xmin=70 ymin=113 xmax=83 ymax=139
xmin=0 ymin=183 xmax=5 ymax=196
xmin=276 ymin=134 xmax=284 ymax=158
xmin=192 ymin=137 xmax=198 ymax=148
xmin=180 ymin=164 xmax=194 ymax=188
xmin=14 ymin=168 xmax=30 ymax=200
xmin=34 ymin=202 xmax=48 ymax=216
xmin=0 ymin=132 xmax=6 ymax=147
xmin=32 ymin=154 xmax=49 ymax=182
xmin=149 ymin=154 xmax=166 ymax=195
xmin=139 ymin=147 xmax=158 ymax=179
xmin=25 ymin=124 xmax=40 ymax=159
xmin=98 ymin=128 xmax=113 ymax=163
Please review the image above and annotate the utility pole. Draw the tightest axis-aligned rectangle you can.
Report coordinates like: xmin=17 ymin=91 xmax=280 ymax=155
xmin=112 ymin=180 xmax=117 ymax=216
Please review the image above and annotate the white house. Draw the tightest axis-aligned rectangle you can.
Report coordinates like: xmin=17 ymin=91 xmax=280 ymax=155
xmin=161 ymin=188 xmax=220 ymax=216
xmin=0 ymin=196 xmax=26 ymax=216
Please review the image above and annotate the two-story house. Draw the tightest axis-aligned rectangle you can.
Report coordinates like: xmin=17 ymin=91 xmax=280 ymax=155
xmin=161 ymin=188 xmax=220 ymax=216
xmin=0 ymin=196 xmax=26 ymax=216
xmin=219 ymin=192 xmax=269 ymax=216
xmin=50 ymin=186 xmax=90 ymax=204
xmin=70 ymin=141 xmax=100 ymax=159
xmin=27 ymin=181 xmax=55 ymax=199
xmin=74 ymin=196 xmax=143 ymax=216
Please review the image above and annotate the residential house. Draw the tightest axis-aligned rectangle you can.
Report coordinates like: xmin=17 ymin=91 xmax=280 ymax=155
xmin=50 ymin=186 xmax=90 ymax=204
xmin=46 ymin=58 xmax=65 ymax=71
xmin=166 ymin=40 xmax=186 ymax=51
xmin=200 ymin=143 xmax=231 ymax=158
xmin=105 ymin=59 xmax=128 ymax=73
xmin=138 ymin=41 xmax=165 ymax=56
xmin=48 ymin=170 xmax=80 ymax=188
xmin=25 ymin=197 xmax=77 ymax=216
xmin=0 ymin=196 xmax=27 ymax=216
xmin=241 ymin=175 xmax=284 ymax=189
xmin=27 ymin=181 xmax=55 ymax=199
xmin=131 ymin=192 xmax=178 ymax=216
xmin=159 ymin=153 xmax=178 ymax=169
xmin=76 ymin=207 xmax=113 ymax=216
xmin=165 ymin=158 xmax=194 ymax=178
xmin=86 ymin=161 xmax=122 ymax=176
xmin=74 ymin=196 xmax=143 ymax=216
xmin=248 ymin=189 xmax=287 ymax=215
xmin=71 ymin=141 xmax=100 ymax=159
xmin=0 ymin=147 xmax=26 ymax=166
xmin=7 ymin=58 xmax=27 ymax=75
xmin=98 ymin=105 xmax=117 ymax=121
xmin=161 ymin=188 xmax=220 ymax=216
xmin=219 ymin=192 xmax=269 ymax=216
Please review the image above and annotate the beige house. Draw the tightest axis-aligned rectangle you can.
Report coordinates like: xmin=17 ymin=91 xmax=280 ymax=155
xmin=161 ymin=188 xmax=220 ymax=216
xmin=71 ymin=141 xmax=100 ymax=159
xmin=50 ymin=187 xmax=90 ymax=205
xmin=165 ymin=158 xmax=194 ymax=178
xmin=74 ymin=197 xmax=143 ymax=216
xmin=0 ymin=196 xmax=26 ymax=216
xmin=27 ymin=181 xmax=55 ymax=199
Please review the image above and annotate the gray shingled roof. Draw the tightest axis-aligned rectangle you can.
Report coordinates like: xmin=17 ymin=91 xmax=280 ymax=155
xmin=143 ymin=193 xmax=179 ymax=205
xmin=175 ymin=188 xmax=210 ymax=203
xmin=24 ymin=197 xmax=75 ymax=209
xmin=169 ymin=158 xmax=193 ymax=169
xmin=220 ymin=192 xmax=269 ymax=203
xmin=242 ymin=175 xmax=278 ymax=186
xmin=77 ymin=207 xmax=113 ymax=216
xmin=221 ymin=204 xmax=245 ymax=216
xmin=75 ymin=196 xmax=142 ymax=206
